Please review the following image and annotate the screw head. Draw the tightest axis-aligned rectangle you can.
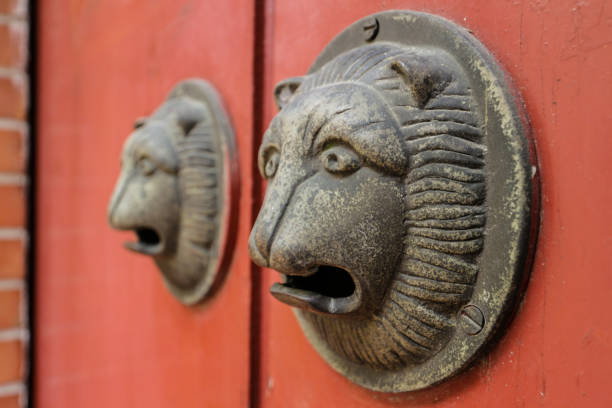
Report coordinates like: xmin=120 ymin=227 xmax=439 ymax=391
xmin=459 ymin=305 xmax=485 ymax=335
xmin=362 ymin=17 xmax=379 ymax=42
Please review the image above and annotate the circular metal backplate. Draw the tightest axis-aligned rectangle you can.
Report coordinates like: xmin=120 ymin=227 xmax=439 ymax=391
xmin=293 ymin=10 xmax=539 ymax=392
xmin=164 ymin=79 xmax=240 ymax=305
xmin=108 ymin=79 xmax=239 ymax=306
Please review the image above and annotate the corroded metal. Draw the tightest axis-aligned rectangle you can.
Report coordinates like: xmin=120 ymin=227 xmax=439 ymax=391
xmin=249 ymin=11 xmax=538 ymax=392
xmin=108 ymin=79 xmax=238 ymax=305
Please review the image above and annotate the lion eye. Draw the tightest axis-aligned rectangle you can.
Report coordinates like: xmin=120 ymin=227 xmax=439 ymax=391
xmin=321 ymin=145 xmax=361 ymax=175
xmin=263 ymin=149 xmax=280 ymax=179
xmin=137 ymin=157 xmax=157 ymax=176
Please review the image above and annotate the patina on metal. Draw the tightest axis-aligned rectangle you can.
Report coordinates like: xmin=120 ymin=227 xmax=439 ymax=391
xmin=249 ymin=10 xmax=538 ymax=392
xmin=108 ymin=79 xmax=239 ymax=305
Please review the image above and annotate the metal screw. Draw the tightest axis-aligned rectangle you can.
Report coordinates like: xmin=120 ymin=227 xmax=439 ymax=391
xmin=459 ymin=305 xmax=485 ymax=335
xmin=362 ymin=17 xmax=379 ymax=42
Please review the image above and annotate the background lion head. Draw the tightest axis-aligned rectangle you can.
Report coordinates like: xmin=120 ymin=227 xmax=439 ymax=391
xmin=108 ymin=80 xmax=225 ymax=304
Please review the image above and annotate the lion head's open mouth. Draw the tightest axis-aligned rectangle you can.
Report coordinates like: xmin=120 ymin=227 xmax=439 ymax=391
xmin=270 ymin=265 xmax=361 ymax=314
xmin=124 ymin=227 xmax=163 ymax=256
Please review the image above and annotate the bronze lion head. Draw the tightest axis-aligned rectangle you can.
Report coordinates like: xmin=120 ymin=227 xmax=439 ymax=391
xmin=249 ymin=43 xmax=486 ymax=369
xmin=108 ymin=79 xmax=237 ymax=305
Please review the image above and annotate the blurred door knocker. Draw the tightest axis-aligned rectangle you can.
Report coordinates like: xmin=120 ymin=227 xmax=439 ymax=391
xmin=108 ymin=79 xmax=239 ymax=305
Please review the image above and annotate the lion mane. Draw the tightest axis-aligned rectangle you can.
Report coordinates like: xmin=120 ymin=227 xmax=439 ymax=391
xmin=151 ymin=94 xmax=222 ymax=299
xmin=297 ymin=43 xmax=486 ymax=369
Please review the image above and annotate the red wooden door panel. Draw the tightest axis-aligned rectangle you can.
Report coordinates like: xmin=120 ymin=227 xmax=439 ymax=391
xmin=35 ymin=2 xmax=255 ymax=407
xmin=35 ymin=1 xmax=612 ymax=407
xmin=257 ymin=1 xmax=612 ymax=407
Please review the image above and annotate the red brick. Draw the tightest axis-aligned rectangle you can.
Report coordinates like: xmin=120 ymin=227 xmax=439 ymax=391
xmin=0 ymin=290 xmax=20 ymax=329
xmin=0 ymin=23 xmax=26 ymax=69
xmin=0 ymin=0 xmax=26 ymax=16
xmin=0 ymin=340 xmax=22 ymax=383
xmin=0 ymin=395 xmax=19 ymax=408
xmin=0 ymin=240 xmax=23 ymax=279
xmin=0 ymin=76 xmax=25 ymax=120
xmin=0 ymin=185 xmax=24 ymax=227
xmin=0 ymin=128 xmax=24 ymax=172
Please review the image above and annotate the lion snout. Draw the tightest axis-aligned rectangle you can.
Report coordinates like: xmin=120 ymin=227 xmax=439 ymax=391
xmin=248 ymin=228 xmax=268 ymax=268
xmin=107 ymin=173 xmax=132 ymax=230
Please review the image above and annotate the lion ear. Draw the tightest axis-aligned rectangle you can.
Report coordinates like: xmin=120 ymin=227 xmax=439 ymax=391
xmin=175 ymin=103 xmax=206 ymax=135
xmin=274 ymin=76 xmax=304 ymax=110
xmin=390 ymin=60 xmax=450 ymax=109
xmin=177 ymin=116 xmax=200 ymax=135
xmin=133 ymin=117 xmax=148 ymax=129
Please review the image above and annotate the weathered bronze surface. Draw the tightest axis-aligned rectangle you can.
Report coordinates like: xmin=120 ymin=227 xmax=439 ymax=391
xmin=108 ymin=79 xmax=238 ymax=305
xmin=249 ymin=11 xmax=538 ymax=392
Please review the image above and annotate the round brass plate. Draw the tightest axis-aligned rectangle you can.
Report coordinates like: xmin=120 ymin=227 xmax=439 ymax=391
xmin=292 ymin=10 xmax=539 ymax=392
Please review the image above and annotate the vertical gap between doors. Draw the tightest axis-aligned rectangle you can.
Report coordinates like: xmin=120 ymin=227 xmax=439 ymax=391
xmin=26 ymin=0 xmax=38 ymax=406
xmin=249 ymin=0 xmax=267 ymax=407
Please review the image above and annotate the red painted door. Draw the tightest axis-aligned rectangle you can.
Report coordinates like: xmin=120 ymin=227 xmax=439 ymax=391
xmin=36 ymin=1 xmax=612 ymax=408
xmin=255 ymin=1 xmax=612 ymax=407
xmin=35 ymin=1 xmax=256 ymax=407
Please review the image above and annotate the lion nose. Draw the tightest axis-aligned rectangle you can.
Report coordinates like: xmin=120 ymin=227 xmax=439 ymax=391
xmin=249 ymin=168 xmax=303 ymax=268
xmin=248 ymin=227 xmax=269 ymax=267
xmin=249 ymin=188 xmax=316 ymax=276
xmin=268 ymin=240 xmax=316 ymax=277
xmin=248 ymin=201 xmax=283 ymax=268
xmin=107 ymin=172 xmax=132 ymax=230
xmin=108 ymin=203 xmax=130 ymax=230
xmin=249 ymin=211 xmax=316 ymax=276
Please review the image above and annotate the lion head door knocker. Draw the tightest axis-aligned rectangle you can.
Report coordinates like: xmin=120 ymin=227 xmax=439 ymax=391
xmin=108 ymin=79 xmax=239 ymax=305
xmin=249 ymin=11 xmax=538 ymax=392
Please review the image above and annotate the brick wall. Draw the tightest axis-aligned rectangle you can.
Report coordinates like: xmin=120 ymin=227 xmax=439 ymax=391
xmin=0 ymin=0 xmax=29 ymax=407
